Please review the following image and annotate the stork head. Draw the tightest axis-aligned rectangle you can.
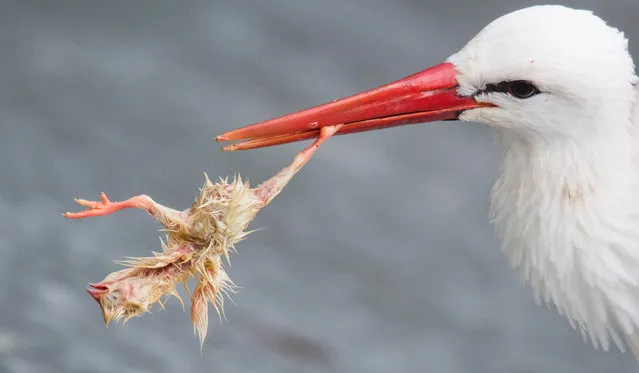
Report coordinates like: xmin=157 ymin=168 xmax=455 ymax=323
xmin=450 ymin=5 xmax=636 ymax=141
xmin=216 ymin=5 xmax=637 ymax=150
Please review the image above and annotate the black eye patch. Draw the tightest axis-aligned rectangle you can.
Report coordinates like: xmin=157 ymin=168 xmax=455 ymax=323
xmin=475 ymin=80 xmax=541 ymax=99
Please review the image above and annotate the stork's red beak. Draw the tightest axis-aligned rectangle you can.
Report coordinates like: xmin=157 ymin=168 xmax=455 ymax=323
xmin=216 ymin=62 xmax=489 ymax=151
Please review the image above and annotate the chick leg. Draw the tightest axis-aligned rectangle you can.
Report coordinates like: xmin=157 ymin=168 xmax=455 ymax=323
xmin=64 ymin=192 xmax=155 ymax=218
xmin=64 ymin=192 xmax=190 ymax=232
xmin=255 ymin=124 xmax=342 ymax=206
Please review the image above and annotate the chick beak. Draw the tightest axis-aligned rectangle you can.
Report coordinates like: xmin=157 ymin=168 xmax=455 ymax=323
xmin=216 ymin=62 xmax=491 ymax=151
xmin=87 ymin=282 xmax=108 ymax=302
xmin=87 ymin=283 xmax=112 ymax=324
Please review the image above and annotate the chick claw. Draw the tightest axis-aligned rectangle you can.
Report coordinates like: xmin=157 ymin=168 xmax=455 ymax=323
xmin=64 ymin=192 xmax=152 ymax=219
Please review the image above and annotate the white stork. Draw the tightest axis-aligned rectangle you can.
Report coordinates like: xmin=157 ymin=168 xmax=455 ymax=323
xmin=216 ymin=5 xmax=639 ymax=357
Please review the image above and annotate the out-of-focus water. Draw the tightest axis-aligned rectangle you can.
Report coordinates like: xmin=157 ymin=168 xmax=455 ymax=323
xmin=1 ymin=1 xmax=638 ymax=372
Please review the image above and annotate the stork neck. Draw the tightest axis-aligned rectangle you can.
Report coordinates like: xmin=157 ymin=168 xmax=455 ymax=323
xmin=490 ymin=118 xmax=639 ymax=354
xmin=496 ymin=124 xmax=636 ymax=188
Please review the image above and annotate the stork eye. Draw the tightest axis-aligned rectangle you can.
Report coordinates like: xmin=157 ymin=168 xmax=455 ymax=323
xmin=481 ymin=80 xmax=541 ymax=99
xmin=508 ymin=81 xmax=540 ymax=99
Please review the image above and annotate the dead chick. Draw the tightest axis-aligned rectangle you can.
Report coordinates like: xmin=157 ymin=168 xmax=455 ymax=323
xmin=64 ymin=125 xmax=341 ymax=346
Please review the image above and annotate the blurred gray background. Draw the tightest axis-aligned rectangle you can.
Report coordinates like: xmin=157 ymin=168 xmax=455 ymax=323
xmin=1 ymin=1 xmax=638 ymax=372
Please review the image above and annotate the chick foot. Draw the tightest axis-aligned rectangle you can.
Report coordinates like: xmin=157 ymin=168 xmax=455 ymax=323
xmin=64 ymin=192 xmax=154 ymax=219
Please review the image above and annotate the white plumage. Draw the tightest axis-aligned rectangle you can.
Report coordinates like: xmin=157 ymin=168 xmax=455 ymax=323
xmin=216 ymin=4 xmax=639 ymax=359
xmin=451 ymin=5 xmax=639 ymax=356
